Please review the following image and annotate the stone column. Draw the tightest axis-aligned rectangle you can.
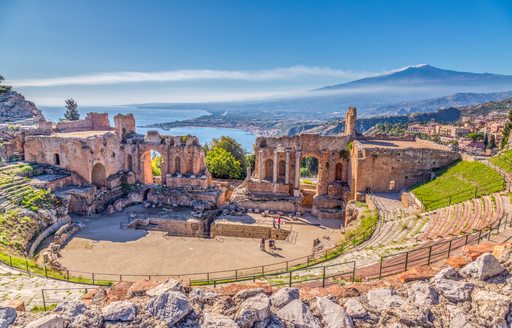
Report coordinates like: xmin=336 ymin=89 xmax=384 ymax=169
xmin=258 ymin=150 xmax=264 ymax=181
xmin=285 ymin=149 xmax=290 ymax=184
xmin=273 ymin=150 xmax=278 ymax=183
xmin=294 ymin=150 xmax=301 ymax=196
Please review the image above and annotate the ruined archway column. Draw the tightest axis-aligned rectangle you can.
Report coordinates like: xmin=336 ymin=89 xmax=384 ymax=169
xmin=273 ymin=150 xmax=278 ymax=183
xmin=285 ymin=149 xmax=290 ymax=184
xmin=258 ymin=150 xmax=264 ymax=181
xmin=294 ymin=150 xmax=301 ymax=197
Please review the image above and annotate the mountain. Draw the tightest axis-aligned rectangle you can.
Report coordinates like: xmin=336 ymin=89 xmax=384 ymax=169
xmin=316 ymin=64 xmax=512 ymax=91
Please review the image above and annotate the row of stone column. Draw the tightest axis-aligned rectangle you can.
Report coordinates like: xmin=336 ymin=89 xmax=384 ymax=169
xmin=258 ymin=148 xmax=302 ymax=190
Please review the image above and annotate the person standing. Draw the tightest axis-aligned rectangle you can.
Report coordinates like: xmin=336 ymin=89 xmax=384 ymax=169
xmin=277 ymin=217 xmax=281 ymax=230
xmin=260 ymin=237 xmax=266 ymax=251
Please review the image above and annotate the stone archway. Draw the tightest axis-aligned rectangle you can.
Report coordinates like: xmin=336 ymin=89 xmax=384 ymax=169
xmin=141 ymin=150 xmax=162 ymax=184
xmin=126 ymin=154 xmax=133 ymax=172
xmin=335 ymin=163 xmax=343 ymax=181
xmin=91 ymin=163 xmax=106 ymax=188
xmin=278 ymin=160 xmax=286 ymax=181
xmin=264 ymin=159 xmax=274 ymax=181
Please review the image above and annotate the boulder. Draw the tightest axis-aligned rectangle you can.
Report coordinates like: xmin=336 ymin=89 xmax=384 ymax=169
xmin=408 ymin=282 xmax=439 ymax=306
xmin=434 ymin=267 xmax=460 ymax=281
xmin=316 ymin=297 xmax=353 ymax=328
xmin=492 ymin=242 xmax=512 ymax=268
xmin=235 ymin=293 xmax=270 ymax=328
xmin=448 ymin=305 xmax=474 ymax=328
xmin=146 ymin=279 xmax=184 ymax=296
xmin=25 ymin=314 xmax=66 ymax=328
xmin=146 ymin=291 xmax=192 ymax=327
xmin=460 ymin=253 xmax=505 ymax=281
xmin=445 ymin=256 xmax=470 ymax=269
xmin=102 ymin=301 xmax=137 ymax=322
xmin=0 ymin=307 xmax=16 ymax=328
xmin=1 ymin=300 xmax=25 ymax=312
xmin=433 ymin=278 xmax=473 ymax=303
xmin=234 ymin=288 xmax=266 ymax=301
xmin=129 ymin=279 xmax=162 ymax=296
xmin=276 ymin=299 xmax=321 ymax=328
xmin=366 ymin=288 xmax=405 ymax=310
xmin=269 ymin=288 xmax=299 ymax=310
xmin=342 ymin=298 xmax=367 ymax=319
xmin=53 ymin=301 xmax=102 ymax=328
xmin=202 ymin=312 xmax=239 ymax=328
xmin=189 ymin=288 xmax=219 ymax=307
xmin=395 ymin=265 xmax=437 ymax=283
xmin=461 ymin=243 xmax=495 ymax=261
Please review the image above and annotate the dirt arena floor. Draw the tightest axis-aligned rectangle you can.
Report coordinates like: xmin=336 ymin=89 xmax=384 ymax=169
xmin=56 ymin=205 xmax=341 ymax=279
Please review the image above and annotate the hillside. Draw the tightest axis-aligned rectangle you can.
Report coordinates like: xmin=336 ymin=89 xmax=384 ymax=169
xmin=0 ymin=90 xmax=44 ymax=123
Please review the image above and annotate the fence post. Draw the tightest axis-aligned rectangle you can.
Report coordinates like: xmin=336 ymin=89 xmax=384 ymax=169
xmin=465 ymin=234 xmax=469 ymax=245
xmin=288 ymin=271 xmax=292 ymax=287
xmin=497 ymin=217 xmax=502 ymax=234
xmin=286 ymin=261 xmax=289 ymax=272
xmin=427 ymin=246 xmax=432 ymax=265
xmin=404 ymin=252 xmax=409 ymax=271
xmin=92 ymin=273 xmax=95 ymax=284
xmin=235 ymin=270 xmax=238 ymax=282
xmin=447 ymin=240 xmax=453 ymax=258
xmin=324 ymin=250 xmax=328 ymax=260
xmin=44 ymin=266 xmax=48 ymax=278
xmin=66 ymin=270 xmax=69 ymax=281
xmin=41 ymin=290 xmax=46 ymax=312
xmin=213 ymin=280 xmax=216 ymax=288
xmin=487 ymin=226 xmax=492 ymax=240
xmin=322 ymin=266 xmax=326 ymax=288
xmin=207 ymin=273 xmax=209 ymax=284
xmin=351 ymin=261 xmax=356 ymax=282
xmin=477 ymin=230 xmax=482 ymax=244
xmin=378 ymin=257 xmax=383 ymax=279
xmin=9 ymin=255 xmax=12 ymax=267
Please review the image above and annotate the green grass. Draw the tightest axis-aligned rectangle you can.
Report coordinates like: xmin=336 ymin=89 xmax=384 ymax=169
xmin=489 ymin=149 xmax=512 ymax=174
xmin=343 ymin=206 xmax=379 ymax=247
xmin=411 ymin=161 xmax=504 ymax=210
xmin=31 ymin=304 xmax=57 ymax=313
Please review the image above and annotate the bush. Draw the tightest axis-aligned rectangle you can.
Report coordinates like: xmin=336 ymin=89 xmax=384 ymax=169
xmin=205 ymin=147 xmax=242 ymax=179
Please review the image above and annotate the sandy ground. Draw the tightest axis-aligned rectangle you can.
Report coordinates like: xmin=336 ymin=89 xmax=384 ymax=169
xmin=57 ymin=205 xmax=341 ymax=280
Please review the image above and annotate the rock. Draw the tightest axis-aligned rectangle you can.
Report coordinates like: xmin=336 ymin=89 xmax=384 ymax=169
xmin=25 ymin=314 xmax=66 ymax=328
xmin=276 ymin=299 xmax=321 ymax=328
xmin=0 ymin=307 xmax=16 ymax=328
xmin=460 ymin=253 xmax=505 ymax=280
xmin=316 ymin=297 xmax=353 ymax=328
xmin=106 ymin=281 xmax=133 ymax=302
xmin=202 ymin=312 xmax=239 ymax=327
xmin=269 ymin=288 xmax=299 ymax=309
xmin=433 ymin=278 xmax=473 ymax=303
xmin=1 ymin=300 xmax=25 ymax=312
xmin=434 ymin=267 xmax=460 ymax=280
xmin=492 ymin=242 xmax=512 ymax=268
xmin=408 ymin=282 xmax=439 ymax=305
xmin=395 ymin=265 xmax=437 ymax=283
xmin=366 ymin=288 xmax=405 ymax=310
xmin=53 ymin=301 xmax=102 ymax=328
xmin=234 ymin=288 xmax=266 ymax=301
xmin=189 ymin=288 xmax=219 ymax=307
xmin=102 ymin=301 xmax=137 ymax=322
xmin=342 ymin=298 xmax=367 ymax=319
xmin=129 ymin=279 xmax=162 ymax=296
xmin=146 ymin=279 xmax=184 ymax=296
xmin=235 ymin=293 xmax=270 ymax=328
xmin=448 ymin=305 xmax=474 ymax=328
xmin=146 ymin=291 xmax=192 ymax=327
xmin=446 ymin=256 xmax=470 ymax=269
xmin=461 ymin=243 xmax=495 ymax=261
xmin=472 ymin=289 xmax=511 ymax=327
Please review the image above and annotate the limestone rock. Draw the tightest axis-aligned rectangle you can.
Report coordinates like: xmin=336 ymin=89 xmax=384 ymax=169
xmin=53 ymin=301 xmax=102 ymax=328
xmin=460 ymin=253 xmax=506 ymax=281
xmin=0 ymin=307 xmax=16 ymax=328
xmin=146 ymin=291 xmax=192 ymax=327
xmin=25 ymin=314 xmax=66 ymax=328
xmin=342 ymin=297 xmax=367 ymax=319
xmin=492 ymin=242 xmax=512 ymax=269
xmin=202 ymin=312 xmax=239 ymax=327
xmin=0 ymin=91 xmax=42 ymax=123
xmin=102 ymin=301 xmax=137 ymax=322
xmin=146 ymin=279 xmax=184 ymax=296
xmin=269 ymin=287 xmax=299 ymax=310
xmin=433 ymin=278 xmax=473 ymax=303
xmin=434 ymin=267 xmax=460 ymax=280
xmin=276 ymin=299 xmax=321 ymax=328
xmin=128 ymin=279 xmax=162 ymax=297
xmin=448 ymin=305 xmax=474 ymax=328
xmin=234 ymin=288 xmax=266 ymax=301
xmin=235 ymin=293 xmax=270 ymax=328
xmin=408 ymin=282 xmax=439 ymax=306
xmin=367 ymin=288 xmax=405 ymax=310
xmin=189 ymin=288 xmax=219 ymax=307
xmin=316 ymin=297 xmax=353 ymax=328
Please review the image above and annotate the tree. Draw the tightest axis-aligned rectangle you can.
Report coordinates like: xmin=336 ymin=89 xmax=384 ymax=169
xmin=490 ymin=134 xmax=496 ymax=149
xmin=483 ymin=133 xmax=489 ymax=149
xmin=205 ymin=147 xmax=242 ymax=179
xmin=466 ymin=132 xmax=484 ymax=143
xmin=206 ymin=136 xmax=248 ymax=177
xmin=500 ymin=110 xmax=512 ymax=149
xmin=0 ymin=74 xmax=12 ymax=93
xmin=64 ymin=98 xmax=80 ymax=121
xmin=152 ymin=155 xmax=162 ymax=176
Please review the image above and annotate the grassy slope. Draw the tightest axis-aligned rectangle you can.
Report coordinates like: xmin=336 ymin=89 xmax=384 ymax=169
xmin=489 ymin=149 xmax=512 ymax=174
xmin=412 ymin=161 xmax=503 ymax=210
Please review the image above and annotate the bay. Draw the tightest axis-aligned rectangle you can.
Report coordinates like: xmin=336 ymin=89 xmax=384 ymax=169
xmin=40 ymin=106 xmax=256 ymax=151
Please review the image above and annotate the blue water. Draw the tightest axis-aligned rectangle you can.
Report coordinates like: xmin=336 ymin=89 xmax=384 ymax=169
xmin=40 ymin=106 xmax=256 ymax=151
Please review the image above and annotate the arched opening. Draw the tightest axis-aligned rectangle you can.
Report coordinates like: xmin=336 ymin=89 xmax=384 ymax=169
xmin=126 ymin=154 xmax=133 ymax=172
xmin=300 ymin=156 xmax=319 ymax=209
xmin=278 ymin=160 xmax=286 ymax=181
xmin=141 ymin=150 xmax=162 ymax=184
xmin=91 ymin=163 xmax=106 ymax=188
xmin=54 ymin=154 xmax=60 ymax=166
xmin=264 ymin=159 xmax=273 ymax=181
xmin=175 ymin=157 xmax=181 ymax=174
xmin=143 ymin=188 xmax=151 ymax=201
xmin=335 ymin=163 xmax=343 ymax=181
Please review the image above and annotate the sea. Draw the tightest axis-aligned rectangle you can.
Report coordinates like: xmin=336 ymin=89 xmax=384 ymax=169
xmin=40 ymin=106 xmax=256 ymax=151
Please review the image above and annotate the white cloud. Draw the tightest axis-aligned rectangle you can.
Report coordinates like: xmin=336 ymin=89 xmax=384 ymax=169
xmin=9 ymin=65 xmax=376 ymax=87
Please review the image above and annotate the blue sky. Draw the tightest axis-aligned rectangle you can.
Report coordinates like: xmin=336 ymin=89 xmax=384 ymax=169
xmin=1 ymin=0 xmax=512 ymax=105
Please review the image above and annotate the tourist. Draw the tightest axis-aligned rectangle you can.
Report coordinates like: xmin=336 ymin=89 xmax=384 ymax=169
xmin=272 ymin=218 xmax=276 ymax=229
xmin=277 ymin=217 xmax=281 ymax=230
xmin=260 ymin=237 xmax=266 ymax=251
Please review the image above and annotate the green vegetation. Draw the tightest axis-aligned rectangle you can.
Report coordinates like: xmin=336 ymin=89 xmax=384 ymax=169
xmin=466 ymin=131 xmax=484 ymax=142
xmin=205 ymin=147 xmax=242 ymax=179
xmin=343 ymin=205 xmax=379 ymax=247
xmin=0 ymin=210 xmax=36 ymax=252
xmin=0 ymin=75 xmax=12 ymax=94
xmin=500 ymin=110 xmax=512 ymax=149
xmin=369 ymin=122 xmax=408 ymax=136
xmin=300 ymin=157 xmax=318 ymax=178
xmin=301 ymin=179 xmax=315 ymax=185
xmin=31 ymin=304 xmax=57 ymax=313
xmin=489 ymin=149 xmax=512 ymax=174
xmin=151 ymin=154 xmax=162 ymax=176
xmin=205 ymin=136 xmax=247 ymax=179
xmin=63 ymin=98 xmax=80 ymax=121
xmin=412 ymin=161 xmax=504 ymax=210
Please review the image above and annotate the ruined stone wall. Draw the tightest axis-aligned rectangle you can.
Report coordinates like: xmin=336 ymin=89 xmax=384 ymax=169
xmin=350 ymin=141 xmax=460 ymax=194
xmin=210 ymin=222 xmax=290 ymax=240
xmin=54 ymin=112 xmax=113 ymax=133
